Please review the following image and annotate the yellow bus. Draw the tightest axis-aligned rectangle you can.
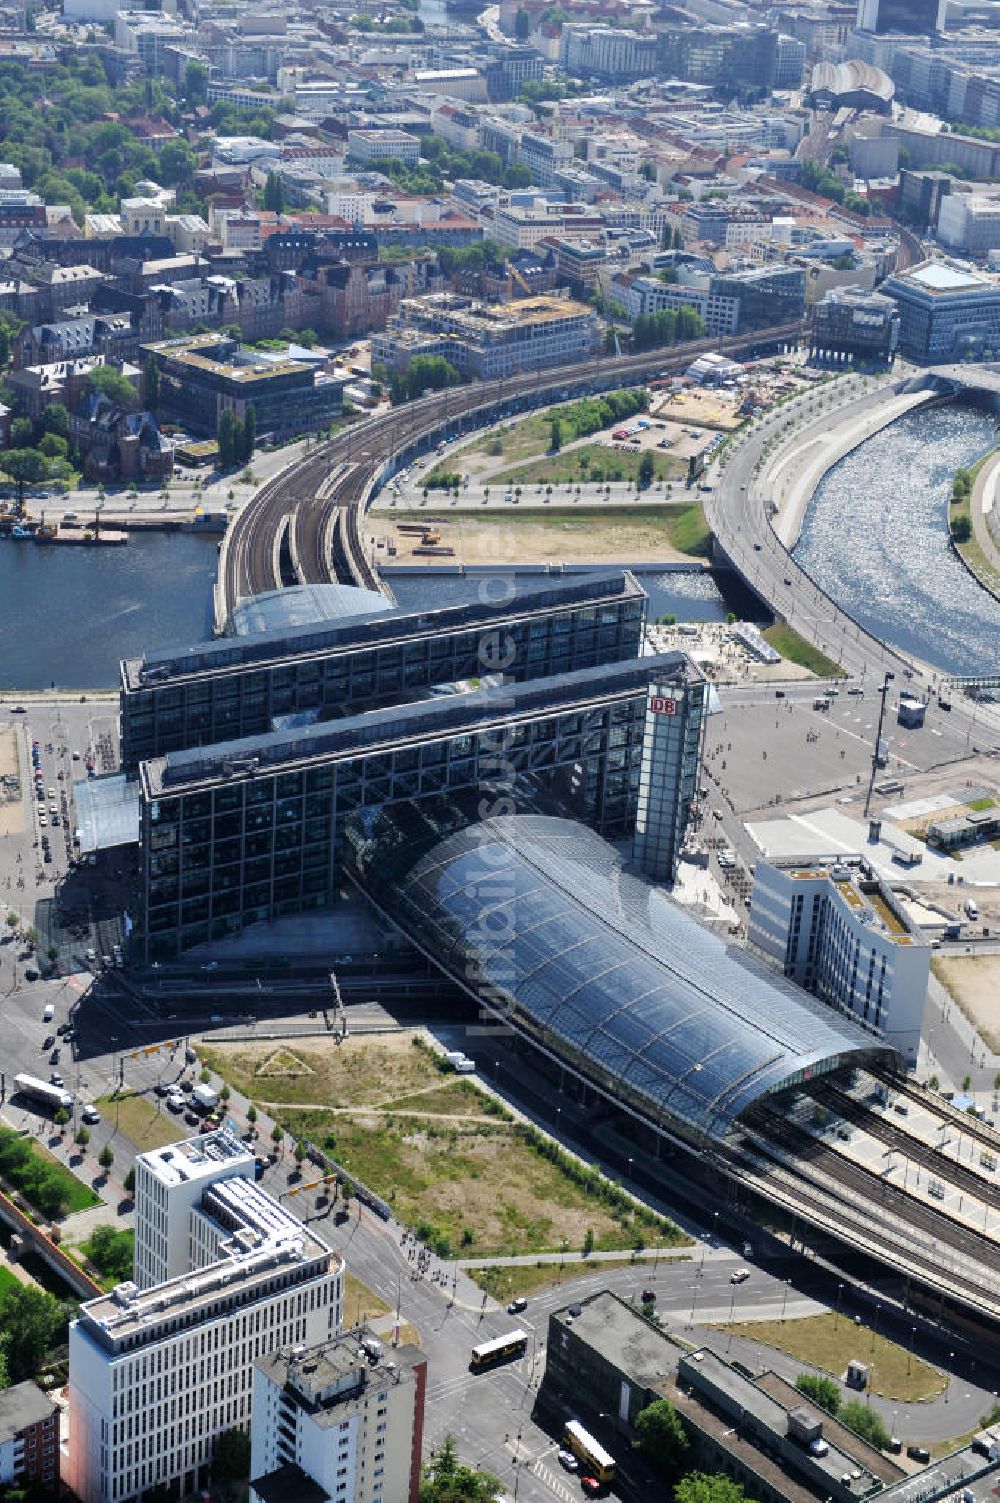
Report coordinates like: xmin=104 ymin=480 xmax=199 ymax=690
xmin=469 ymin=1329 xmax=529 ymax=1372
xmin=564 ymin=1420 xmax=616 ymax=1484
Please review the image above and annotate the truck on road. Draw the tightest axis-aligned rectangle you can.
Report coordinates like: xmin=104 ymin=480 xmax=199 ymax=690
xmin=191 ymin=1083 xmax=219 ymax=1113
xmin=14 ymin=1073 xmax=73 ymax=1112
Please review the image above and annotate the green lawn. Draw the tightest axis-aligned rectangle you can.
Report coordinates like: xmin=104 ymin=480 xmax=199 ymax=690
xmin=23 ymin=1139 xmax=100 ymax=1216
xmin=763 ymin=623 xmax=844 ymax=678
xmin=487 ymin=443 xmax=683 ymax=490
xmin=0 ymin=1265 xmax=20 ymax=1299
xmin=968 ymin=796 xmax=997 ymax=812
xmin=716 ymin=1312 xmax=944 ymax=1403
xmin=96 ymin=1094 xmax=185 ymax=1152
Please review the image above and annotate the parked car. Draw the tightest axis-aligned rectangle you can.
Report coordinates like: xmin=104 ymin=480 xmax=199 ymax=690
xmin=557 ymin=1452 xmax=578 ymax=1473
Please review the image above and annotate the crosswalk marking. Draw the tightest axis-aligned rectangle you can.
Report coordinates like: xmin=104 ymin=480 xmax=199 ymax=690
xmin=533 ymin=1460 xmax=576 ymax=1503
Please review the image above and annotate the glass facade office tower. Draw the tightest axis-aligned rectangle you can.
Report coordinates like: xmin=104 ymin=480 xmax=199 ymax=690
xmin=121 ymin=573 xmax=647 ymax=769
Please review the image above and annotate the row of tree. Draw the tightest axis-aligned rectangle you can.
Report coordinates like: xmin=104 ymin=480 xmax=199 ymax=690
xmin=631 ymin=306 xmax=706 ymax=351
xmin=386 ymin=355 xmax=461 ymax=406
xmin=218 ymin=406 xmax=256 ymax=469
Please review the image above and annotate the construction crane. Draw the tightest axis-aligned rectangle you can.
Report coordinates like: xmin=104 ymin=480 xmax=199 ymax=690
xmin=328 ymin=971 xmax=347 ymax=1043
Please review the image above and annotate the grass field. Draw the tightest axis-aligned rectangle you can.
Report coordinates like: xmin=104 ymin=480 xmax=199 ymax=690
xmin=199 ymin=1035 xmax=445 ymax=1111
xmin=0 ymin=1265 xmax=20 ymax=1300
xmin=717 ymin=1312 xmax=944 ymax=1402
xmin=763 ymin=624 xmax=844 ymax=679
xmin=488 ymin=444 xmax=683 ymax=490
xmin=28 ymin=1139 xmax=100 ymax=1215
xmin=467 ymin=1255 xmax=664 ymax=1303
xmin=204 ymin=1034 xmax=687 ymax=1260
xmin=97 ymin=1094 xmax=183 ymax=1152
xmin=345 ymin=1269 xmax=391 ymax=1325
xmin=267 ymin=1110 xmax=683 ymax=1260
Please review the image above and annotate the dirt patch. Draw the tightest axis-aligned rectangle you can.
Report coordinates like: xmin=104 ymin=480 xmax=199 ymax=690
xmin=932 ymin=955 xmax=1000 ymax=1052
xmin=199 ymin=1031 xmax=447 ymax=1110
xmin=369 ymin=508 xmax=705 ymax=567
xmin=0 ymin=729 xmax=23 ymax=836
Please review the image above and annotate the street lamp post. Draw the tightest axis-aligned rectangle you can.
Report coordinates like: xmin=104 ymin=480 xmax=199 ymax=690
xmin=834 ymin=1282 xmax=845 ymax=1330
xmin=864 ymin=671 xmax=895 ymax=818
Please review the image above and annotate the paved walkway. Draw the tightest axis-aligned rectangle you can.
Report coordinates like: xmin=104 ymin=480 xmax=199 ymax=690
xmin=969 ymin=448 xmax=1000 ymax=597
xmin=453 ymin=1246 xmax=695 ymax=1270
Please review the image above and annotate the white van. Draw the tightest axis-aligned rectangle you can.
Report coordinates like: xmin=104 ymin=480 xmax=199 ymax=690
xmin=42 ymin=1004 xmax=54 ymax=1022
xmin=965 ymin=897 xmax=980 ymax=921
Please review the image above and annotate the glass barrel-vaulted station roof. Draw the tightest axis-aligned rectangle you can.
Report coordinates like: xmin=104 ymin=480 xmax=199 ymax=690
xmin=378 ymin=816 xmax=898 ymax=1142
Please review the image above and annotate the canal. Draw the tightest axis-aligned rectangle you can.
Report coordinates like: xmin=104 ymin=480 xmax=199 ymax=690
xmin=795 ymin=402 xmax=1000 ymax=676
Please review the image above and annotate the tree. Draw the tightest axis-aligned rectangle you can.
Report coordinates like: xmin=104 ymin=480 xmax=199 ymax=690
xmin=98 ymin=1144 xmax=114 ymax=1174
xmin=242 ymin=403 xmax=256 ymax=463
xmin=218 ymin=407 xmax=238 ymax=469
xmin=86 ymin=365 xmax=138 ymax=408
xmin=675 ymin=1476 xmax=748 ymax=1503
xmin=952 ymin=515 xmax=972 ymax=543
xmin=502 ymin=163 xmax=532 ymax=189
xmin=549 ymin=417 xmax=563 ymax=452
xmin=37 ymin=433 xmax=67 ymax=460
xmin=420 ymin=1434 xmax=500 ymax=1503
xmin=0 ymin=1285 xmax=62 ymax=1382
xmin=53 ymin=1108 xmax=69 ymax=1132
xmin=123 ymin=1166 xmax=135 ymax=1195
xmin=795 ymin=1374 xmax=841 ymax=1416
xmin=157 ymin=140 xmax=196 ymax=188
xmin=638 ymin=451 xmax=655 ymax=489
xmin=246 ymin=1104 xmax=258 ymax=1131
xmin=85 ymin=1224 xmax=134 ymax=1282
xmin=271 ymin=1123 xmax=283 ymax=1149
xmin=263 ymin=171 xmax=285 ymax=214
xmin=294 ymin=1140 xmax=306 ymax=1167
xmin=40 ymin=402 xmax=68 ymax=438
xmin=634 ymin=1397 xmax=689 ymax=1479
xmin=143 ymin=353 xmax=160 ymax=408
xmin=1 ymin=449 xmax=48 ymax=511
xmin=185 ymin=58 xmax=208 ymax=104
xmin=840 ymin=1400 xmax=890 ymax=1450
xmin=212 ymin=1427 xmax=251 ymax=1484
xmin=10 ymin=416 xmax=33 ymax=448
xmin=74 ymin=1126 xmax=90 ymax=1150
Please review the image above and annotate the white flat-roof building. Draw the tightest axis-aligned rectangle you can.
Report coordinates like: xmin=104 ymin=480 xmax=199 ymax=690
xmin=748 ymin=858 xmax=931 ymax=1061
xmin=67 ymin=1132 xmax=344 ymax=1503
xmin=250 ymin=1334 xmax=427 ymax=1503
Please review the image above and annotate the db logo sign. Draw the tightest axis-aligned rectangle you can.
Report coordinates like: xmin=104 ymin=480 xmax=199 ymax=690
xmin=650 ymin=695 xmax=678 ymax=716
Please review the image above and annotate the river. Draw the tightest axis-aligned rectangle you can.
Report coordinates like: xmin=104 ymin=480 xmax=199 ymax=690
xmin=0 ymin=531 xmax=219 ymax=690
xmin=795 ymin=402 xmax=1000 ymax=676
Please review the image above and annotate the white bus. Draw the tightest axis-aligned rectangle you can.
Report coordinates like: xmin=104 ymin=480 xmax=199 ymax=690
xmin=14 ymin=1074 xmax=73 ymax=1112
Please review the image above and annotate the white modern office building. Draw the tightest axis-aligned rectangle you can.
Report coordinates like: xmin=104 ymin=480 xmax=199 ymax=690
xmin=748 ymin=858 xmax=931 ymax=1061
xmin=66 ymin=1132 xmax=345 ymax=1503
xmin=250 ymin=1334 xmax=427 ymax=1503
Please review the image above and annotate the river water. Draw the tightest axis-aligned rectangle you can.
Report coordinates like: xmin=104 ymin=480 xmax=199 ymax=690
xmin=0 ymin=531 xmax=219 ymax=690
xmin=796 ymin=402 xmax=1000 ymax=676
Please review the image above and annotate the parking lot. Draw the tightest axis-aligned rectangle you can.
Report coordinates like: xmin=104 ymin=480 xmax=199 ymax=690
xmin=0 ymin=696 xmax=128 ymax=972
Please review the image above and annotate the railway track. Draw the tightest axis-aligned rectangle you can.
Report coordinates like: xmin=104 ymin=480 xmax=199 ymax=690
xmin=216 ymin=323 xmax=805 ymax=629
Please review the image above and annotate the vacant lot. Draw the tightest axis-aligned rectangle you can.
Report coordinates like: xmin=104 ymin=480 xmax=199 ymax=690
xmin=932 ymin=955 xmax=1000 ymax=1053
xmin=345 ymin=1269 xmax=390 ymax=1325
xmin=98 ymin=1094 xmax=186 ymax=1152
xmin=381 ymin=505 xmax=710 ymax=567
xmin=266 ymin=1110 xmax=683 ymax=1260
xmin=199 ymin=1033 xmax=446 ymax=1110
xmin=718 ymin=1312 xmax=944 ymax=1402
xmin=202 ymin=1034 xmax=686 ymax=1261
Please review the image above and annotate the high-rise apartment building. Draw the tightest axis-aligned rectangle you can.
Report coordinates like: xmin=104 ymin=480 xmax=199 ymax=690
xmin=857 ymin=0 xmax=940 ymax=33
xmin=250 ymin=1335 xmax=427 ymax=1503
xmin=748 ymin=858 xmax=931 ymax=1060
xmin=67 ymin=1132 xmax=344 ymax=1503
